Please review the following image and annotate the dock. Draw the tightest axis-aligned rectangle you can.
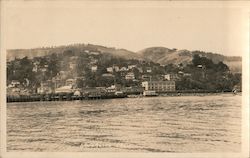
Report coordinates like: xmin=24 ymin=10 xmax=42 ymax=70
xmin=7 ymin=92 xmax=127 ymax=103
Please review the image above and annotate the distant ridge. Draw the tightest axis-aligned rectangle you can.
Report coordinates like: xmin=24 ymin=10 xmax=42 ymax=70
xmin=7 ymin=43 xmax=141 ymax=61
xmin=7 ymin=44 xmax=242 ymax=73
xmin=138 ymin=47 xmax=242 ymax=73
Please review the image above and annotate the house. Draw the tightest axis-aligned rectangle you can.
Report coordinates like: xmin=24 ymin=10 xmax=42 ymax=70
xmin=119 ymin=67 xmax=128 ymax=71
xmin=178 ymin=71 xmax=184 ymax=74
xmin=90 ymin=59 xmax=98 ymax=65
xmin=125 ymin=72 xmax=135 ymax=80
xmin=141 ymin=81 xmax=176 ymax=92
xmin=146 ymin=67 xmax=152 ymax=73
xmin=106 ymin=85 xmax=116 ymax=93
xmin=40 ymin=67 xmax=47 ymax=72
xmin=183 ymin=73 xmax=191 ymax=77
xmin=37 ymin=82 xmax=53 ymax=94
xmin=113 ymin=66 xmax=120 ymax=72
xmin=141 ymin=74 xmax=152 ymax=81
xmin=69 ymin=62 xmax=77 ymax=69
xmin=197 ymin=65 xmax=203 ymax=68
xmin=164 ymin=73 xmax=180 ymax=80
xmin=102 ymin=73 xmax=114 ymax=78
xmin=32 ymin=64 xmax=38 ymax=72
xmin=69 ymin=56 xmax=78 ymax=61
xmin=107 ymin=67 xmax=113 ymax=73
xmin=137 ymin=67 xmax=143 ymax=73
xmin=59 ymin=71 xmax=68 ymax=80
xmin=164 ymin=74 xmax=171 ymax=81
xmin=91 ymin=65 xmax=98 ymax=72
xmin=8 ymin=80 xmax=21 ymax=88
xmin=128 ymin=65 xmax=136 ymax=69
xmin=52 ymin=76 xmax=64 ymax=88
xmin=66 ymin=79 xmax=76 ymax=87
xmin=89 ymin=51 xmax=100 ymax=55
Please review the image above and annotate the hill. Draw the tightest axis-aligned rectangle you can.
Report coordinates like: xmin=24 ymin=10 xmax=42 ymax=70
xmin=138 ymin=47 xmax=242 ymax=73
xmin=7 ymin=43 xmax=140 ymax=61
xmin=7 ymin=44 xmax=242 ymax=73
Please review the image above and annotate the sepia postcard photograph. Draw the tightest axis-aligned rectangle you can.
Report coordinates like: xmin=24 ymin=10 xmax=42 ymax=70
xmin=0 ymin=1 xmax=249 ymax=158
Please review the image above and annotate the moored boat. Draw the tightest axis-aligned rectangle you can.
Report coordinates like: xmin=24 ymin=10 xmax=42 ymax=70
xmin=143 ymin=90 xmax=158 ymax=97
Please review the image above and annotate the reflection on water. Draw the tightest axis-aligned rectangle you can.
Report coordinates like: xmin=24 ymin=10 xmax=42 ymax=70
xmin=7 ymin=94 xmax=241 ymax=152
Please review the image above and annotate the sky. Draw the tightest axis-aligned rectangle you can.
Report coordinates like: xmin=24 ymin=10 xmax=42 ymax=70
xmin=2 ymin=1 xmax=249 ymax=56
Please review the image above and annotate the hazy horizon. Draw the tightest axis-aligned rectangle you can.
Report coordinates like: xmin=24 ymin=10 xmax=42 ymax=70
xmin=2 ymin=1 xmax=248 ymax=57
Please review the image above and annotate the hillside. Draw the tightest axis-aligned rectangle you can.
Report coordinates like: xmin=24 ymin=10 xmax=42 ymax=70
xmin=7 ymin=43 xmax=140 ymax=61
xmin=138 ymin=47 xmax=242 ymax=73
xmin=7 ymin=44 xmax=242 ymax=73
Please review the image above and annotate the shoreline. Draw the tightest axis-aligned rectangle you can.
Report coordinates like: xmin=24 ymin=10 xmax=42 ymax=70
xmin=6 ymin=91 xmax=241 ymax=103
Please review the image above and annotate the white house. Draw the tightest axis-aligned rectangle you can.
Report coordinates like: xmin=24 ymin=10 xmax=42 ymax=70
xmin=164 ymin=74 xmax=171 ymax=81
xmin=91 ymin=65 xmax=98 ymax=72
xmin=128 ymin=65 xmax=136 ymax=69
xmin=120 ymin=67 xmax=128 ymax=71
xmin=107 ymin=67 xmax=113 ymax=73
xmin=146 ymin=67 xmax=152 ymax=73
xmin=125 ymin=72 xmax=135 ymax=80
xmin=113 ymin=66 xmax=120 ymax=72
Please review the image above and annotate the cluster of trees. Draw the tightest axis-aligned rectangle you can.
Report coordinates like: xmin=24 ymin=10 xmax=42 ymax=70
xmin=7 ymin=50 xmax=241 ymax=92
xmin=176 ymin=54 xmax=241 ymax=91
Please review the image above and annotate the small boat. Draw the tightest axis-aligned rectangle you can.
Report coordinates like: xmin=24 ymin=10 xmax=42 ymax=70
xmin=232 ymin=89 xmax=238 ymax=95
xmin=143 ymin=90 xmax=158 ymax=97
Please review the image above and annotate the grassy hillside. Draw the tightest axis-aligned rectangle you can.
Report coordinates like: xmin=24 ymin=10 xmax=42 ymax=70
xmin=7 ymin=44 xmax=242 ymax=73
xmin=138 ymin=47 xmax=242 ymax=73
xmin=7 ymin=43 xmax=140 ymax=61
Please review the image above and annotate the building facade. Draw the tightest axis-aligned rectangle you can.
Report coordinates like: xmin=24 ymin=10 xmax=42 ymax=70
xmin=142 ymin=81 xmax=176 ymax=92
xmin=125 ymin=72 xmax=135 ymax=80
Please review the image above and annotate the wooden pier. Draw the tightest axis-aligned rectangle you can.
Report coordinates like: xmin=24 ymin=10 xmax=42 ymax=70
xmin=7 ymin=92 xmax=127 ymax=103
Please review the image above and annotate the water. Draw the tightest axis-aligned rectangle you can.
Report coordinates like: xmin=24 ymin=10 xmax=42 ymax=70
xmin=7 ymin=94 xmax=241 ymax=152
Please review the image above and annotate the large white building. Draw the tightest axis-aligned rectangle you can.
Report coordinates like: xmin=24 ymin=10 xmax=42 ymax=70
xmin=142 ymin=81 xmax=175 ymax=92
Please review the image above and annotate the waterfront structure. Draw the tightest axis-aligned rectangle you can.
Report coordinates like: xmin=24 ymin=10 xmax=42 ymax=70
xmin=141 ymin=81 xmax=176 ymax=92
xmin=66 ymin=79 xmax=76 ymax=87
xmin=143 ymin=90 xmax=158 ymax=96
xmin=55 ymin=85 xmax=73 ymax=94
xmin=37 ymin=82 xmax=53 ymax=94
xmin=106 ymin=85 xmax=116 ymax=93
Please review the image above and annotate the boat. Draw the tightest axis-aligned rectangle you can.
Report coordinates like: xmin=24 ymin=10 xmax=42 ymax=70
xmin=143 ymin=90 xmax=158 ymax=97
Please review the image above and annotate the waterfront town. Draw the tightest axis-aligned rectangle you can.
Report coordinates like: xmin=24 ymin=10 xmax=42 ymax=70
xmin=7 ymin=45 xmax=242 ymax=102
